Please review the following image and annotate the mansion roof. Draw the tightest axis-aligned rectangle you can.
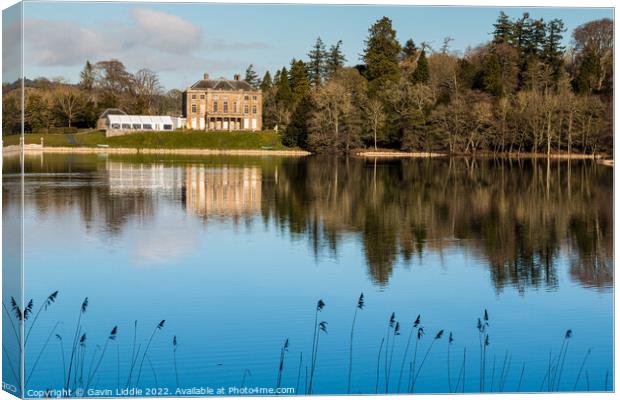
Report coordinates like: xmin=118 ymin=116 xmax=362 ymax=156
xmin=190 ymin=79 xmax=254 ymax=91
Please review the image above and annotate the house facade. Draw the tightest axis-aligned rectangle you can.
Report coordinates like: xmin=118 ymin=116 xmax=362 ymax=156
xmin=182 ymin=73 xmax=262 ymax=131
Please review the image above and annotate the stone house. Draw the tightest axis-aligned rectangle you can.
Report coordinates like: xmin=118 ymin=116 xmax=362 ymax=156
xmin=182 ymin=73 xmax=262 ymax=131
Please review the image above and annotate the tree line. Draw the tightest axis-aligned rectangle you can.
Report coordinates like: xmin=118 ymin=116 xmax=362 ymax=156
xmin=2 ymin=60 xmax=181 ymax=134
xmin=257 ymin=13 xmax=612 ymax=155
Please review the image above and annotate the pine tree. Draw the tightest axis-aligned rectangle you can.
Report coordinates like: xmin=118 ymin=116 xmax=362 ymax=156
xmin=245 ymin=64 xmax=260 ymax=89
xmin=275 ymin=67 xmax=292 ymax=106
xmin=325 ymin=40 xmax=346 ymax=78
xmin=308 ymin=37 xmax=327 ymax=86
xmin=283 ymin=94 xmax=314 ymax=148
xmin=289 ymin=59 xmax=311 ymax=105
xmin=574 ymin=52 xmax=598 ymax=94
xmin=362 ymin=17 xmax=401 ymax=90
xmin=401 ymin=39 xmax=417 ymax=60
xmin=411 ymin=50 xmax=430 ymax=84
xmin=543 ymin=18 xmax=566 ymax=77
xmin=492 ymin=12 xmax=513 ymax=45
xmin=482 ymin=54 xmax=503 ymax=96
xmin=260 ymin=71 xmax=273 ymax=92
xmin=79 ymin=61 xmax=95 ymax=91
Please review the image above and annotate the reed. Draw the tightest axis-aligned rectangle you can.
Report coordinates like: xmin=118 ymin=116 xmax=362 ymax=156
xmin=384 ymin=312 xmax=396 ymax=392
xmin=295 ymin=353 xmax=302 ymax=394
xmin=454 ymin=347 xmax=466 ymax=393
xmin=127 ymin=320 xmax=138 ymax=386
xmin=517 ymin=363 xmax=525 ymax=391
xmin=66 ymin=297 xmax=88 ymax=391
xmin=276 ymin=338 xmax=289 ymax=392
xmin=347 ymin=293 xmax=364 ymax=394
xmin=572 ymin=348 xmax=592 ymax=391
xmin=397 ymin=315 xmax=420 ymax=393
xmin=2 ymin=344 xmax=20 ymax=385
xmin=408 ymin=326 xmax=424 ymax=392
xmin=375 ymin=337 xmax=384 ymax=394
xmin=25 ymin=291 xmax=59 ymax=346
xmin=447 ymin=332 xmax=453 ymax=392
xmin=136 ymin=320 xmax=165 ymax=386
xmin=173 ymin=336 xmax=179 ymax=388
xmin=85 ymin=326 xmax=118 ymax=390
xmin=386 ymin=321 xmax=400 ymax=393
xmin=26 ymin=321 xmax=60 ymax=386
xmin=411 ymin=329 xmax=443 ymax=392
xmin=55 ymin=334 xmax=67 ymax=386
xmin=554 ymin=329 xmax=572 ymax=391
xmin=499 ymin=351 xmax=511 ymax=392
xmin=146 ymin=354 xmax=159 ymax=387
xmin=307 ymin=299 xmax=325 ymax=394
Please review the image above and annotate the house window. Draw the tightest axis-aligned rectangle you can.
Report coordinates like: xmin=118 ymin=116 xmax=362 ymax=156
xmin=200 ymin=94 xmax=205 ymax=99
xmin=244 ymin=95 xmax=249 ymax=100
xmin=122 ymin=123 xmax=131 ymax=130
xmin=111 ymin=123 xmax=120 ymax=129
xmin=143 ymin=124 xmax=153 ymax=130
xmin=191 ymin=104 xmax=197 ymax=113
xmin=191 ymin=94 xmax=196 ymax=99
xmin=233 ymin=102 xmax=237 ymax=113
xmin=163 ymin=124 xmax=173 ymax=130
xmin=223 ymin=101 xmax=228 ymax=113
xmin=213 ymin=101 xmax=218 ymax=112
xmin=244 ymin=105 xmax=249 ymax=114
xmin=132 ymin=124 xmax=141 ymax=130
xmin=252 ymin=105 xmax=257 ymax=114
xmin=252 ymin=95 xmax=257 ymax=101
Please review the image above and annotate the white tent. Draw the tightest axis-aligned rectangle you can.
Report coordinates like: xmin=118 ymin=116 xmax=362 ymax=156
xmin=107 ymin=115 xmax=175 ymax=131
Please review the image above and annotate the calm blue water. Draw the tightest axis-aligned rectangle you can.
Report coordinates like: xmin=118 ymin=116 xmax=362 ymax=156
xmin=2 ymin=153 xmax=613 ymax=396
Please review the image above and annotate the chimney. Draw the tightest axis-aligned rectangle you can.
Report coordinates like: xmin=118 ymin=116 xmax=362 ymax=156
xmin=203 ymin=72 xmax=209 ymax=80
xmin=234 ymin=74 xmax=241 ymax=81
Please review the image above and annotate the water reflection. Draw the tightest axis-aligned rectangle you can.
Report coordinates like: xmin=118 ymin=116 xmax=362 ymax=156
xmin=4 ymin=154 xmax=613 ymax=291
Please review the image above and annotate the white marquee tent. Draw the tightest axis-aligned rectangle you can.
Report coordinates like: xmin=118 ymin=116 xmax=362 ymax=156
xmin=107 ymin=115 xmax=176 ymax=131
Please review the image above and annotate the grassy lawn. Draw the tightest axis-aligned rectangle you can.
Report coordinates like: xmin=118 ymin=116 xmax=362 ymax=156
xmin=3 ymin=129 xmax=290 ymax=150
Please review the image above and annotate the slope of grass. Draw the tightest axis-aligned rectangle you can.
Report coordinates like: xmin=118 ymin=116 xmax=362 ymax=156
xmin=3 ymin=129 xmax=290 ymax=150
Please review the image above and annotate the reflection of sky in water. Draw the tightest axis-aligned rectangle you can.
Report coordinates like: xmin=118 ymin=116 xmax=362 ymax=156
xmin=3 ymin=154 xmax=613 ymax=395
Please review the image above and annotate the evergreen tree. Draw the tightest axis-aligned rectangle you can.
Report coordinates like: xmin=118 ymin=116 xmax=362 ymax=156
xmin=482 ymin=54 xmax=503 ymax=96
xmin=325 ymin=40 xmax=346 ymax=78
xmin=275 ymin=67 xmax=293 ymax=106
xmin=307 ymin=37 xmax=327 ymax=86
xmin=401 ymin=39 xmax=417 ymax=60
xmin=492 ymin=12 xmax=513 ymax=45
xmin=245 ymin=64 xmax=260 ymax=89
xmin=260 ymin=71 xmax=273 ymax=92
xmin=543 ymin=18 xmax=566 ymax=76
xmin=411 ymin=50 xmax=430 ymax=84
xmin=574 ymin=52 xmax=598 ymax=94
xmin=79 ymin=61 xmax=95 ymax=91
xmin=283 ymin=94 xmax=314 ymax=148
xmin=289 ymin=59 xmax=311 ymax=105
xmin=362 ymin=17 xmax=401 ymax=91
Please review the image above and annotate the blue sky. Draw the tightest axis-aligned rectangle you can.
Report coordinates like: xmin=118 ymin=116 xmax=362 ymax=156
xmin=10 ymin=2 xmax=615 ymax=90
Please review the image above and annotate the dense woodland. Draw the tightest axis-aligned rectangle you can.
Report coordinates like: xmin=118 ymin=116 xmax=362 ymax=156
xmin=3 ymin=12 xmax=613 ymax=155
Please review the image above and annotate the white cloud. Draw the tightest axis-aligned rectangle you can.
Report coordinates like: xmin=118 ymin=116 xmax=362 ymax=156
xmin=21 ymin=8 xmax=268 ymax=82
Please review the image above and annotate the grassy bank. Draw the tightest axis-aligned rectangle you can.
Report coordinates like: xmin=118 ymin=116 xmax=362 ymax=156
xmin=3 ymin=129 xmax=290 ymax=150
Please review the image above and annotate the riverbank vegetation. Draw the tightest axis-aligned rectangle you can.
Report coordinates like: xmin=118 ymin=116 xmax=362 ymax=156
xmin=3 ymin=130 xmax=288 ymax=150
xmin=262 ymin=14 xmax=612 ymax=155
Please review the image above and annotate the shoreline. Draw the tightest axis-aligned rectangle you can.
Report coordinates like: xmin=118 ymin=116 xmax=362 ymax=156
xmin=3 ymin=145 xmax=611 ymax=163
xmin=3 ymin=145 xmax=311 ymax=157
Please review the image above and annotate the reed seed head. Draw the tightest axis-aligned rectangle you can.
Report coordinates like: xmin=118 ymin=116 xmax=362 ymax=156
xmin=10 ymin=297 xmax=22 ymax=321
xmin=157 ymin=320 xmax=165 ymax=329
xmin=319 ymin=321 xmax=328 ymax=333
xmin=414 ymin=315 xmax=421 ymax=328
xmin=173 ymin=335 xmax=177 ymax=348
xmin=283 ymin=338 xmax=289 ymax=350
xmin=394 ymin=322 xmax=401 ymax=335
xmin=45 ymin=291 xmax=59 ymax=310
xmin=357 ymin=293 xmax=365 ymax=310
xmin=317 ymin=299 xmax=325 ymax=311
xmin=389 ymin=312 xmax=396 ymax=327
xmin=55 ymin=334 xmax=62 ymax=341
xmin=109 ymin=326 xmax=118 ymax=340
xmin=565 ymin=329 xmax=572 ymax=339
xmin=79 ymin=334 xmax=87 ymax=347
xmin=484 ymin=334 xmax=490 ymax=347
xmin=81 ymin=298 xmax=89 ymax=313
xmin=449 ymin=332 xmax=453 ymax=344
xmin=24 ymin=300 xmax=33 ymax=320
xmin=435 ymin=330 xmax=444 ymax=340
xmin=417 ymin=327 xmax=424 ymax=340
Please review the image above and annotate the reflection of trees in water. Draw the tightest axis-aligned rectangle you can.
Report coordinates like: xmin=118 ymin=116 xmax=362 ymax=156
xmin=7 ymin=154 xmax=612 ymax=291
xmin=271 ymin=157 xmax=613 ymax=291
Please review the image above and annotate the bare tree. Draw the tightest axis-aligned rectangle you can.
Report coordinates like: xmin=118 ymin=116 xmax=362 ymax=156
xmin=365 ymin=98 xmax=386 ymax=150
xmin=51 ymin=85 xmax=86 ymax=127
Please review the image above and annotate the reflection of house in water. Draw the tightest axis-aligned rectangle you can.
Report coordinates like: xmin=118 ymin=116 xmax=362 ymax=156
xmin=106 ymin=161 xmax=185 ymax=198
xmin=185 ymin=166 xmax=261 ymax=217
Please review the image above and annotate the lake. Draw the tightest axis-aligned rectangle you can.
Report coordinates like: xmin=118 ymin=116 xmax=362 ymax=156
xmin=2 ymin=153 xmax=613 ymax=396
